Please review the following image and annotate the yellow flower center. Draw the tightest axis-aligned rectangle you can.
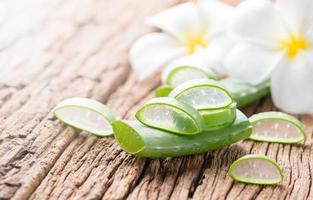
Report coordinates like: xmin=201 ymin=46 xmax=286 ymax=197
xmin=279 ymin=34 xmax=309 ymax=58
xmin=184 ymin=32 xmax=208 ymax=54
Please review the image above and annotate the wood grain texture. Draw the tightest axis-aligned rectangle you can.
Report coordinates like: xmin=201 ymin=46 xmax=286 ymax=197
xmin=0 ymin=0 xmax=312 ymax=200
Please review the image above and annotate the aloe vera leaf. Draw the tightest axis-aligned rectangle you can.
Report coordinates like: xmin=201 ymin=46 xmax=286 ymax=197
xmin=220 ymin=79 xmax=270 ymax=108
xmin=113 ymin=110 xmax=251 ymax=158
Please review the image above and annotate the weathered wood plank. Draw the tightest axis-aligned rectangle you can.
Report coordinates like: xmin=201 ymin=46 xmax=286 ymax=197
xmin=0 ymin=0 xmax=312 ymax=200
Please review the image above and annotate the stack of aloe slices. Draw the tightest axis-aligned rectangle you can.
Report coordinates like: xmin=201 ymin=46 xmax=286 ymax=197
xmin=115 ymin=78 xmax=252 ymax=157
xmin=53 ymin=88 xmax=252 ymax=158
xmin=52 ymin=64 xmax=307 ymax=186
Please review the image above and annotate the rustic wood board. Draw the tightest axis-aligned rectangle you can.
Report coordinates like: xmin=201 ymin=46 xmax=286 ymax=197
xmin=0 ymin=0 xmax=312 ymax=199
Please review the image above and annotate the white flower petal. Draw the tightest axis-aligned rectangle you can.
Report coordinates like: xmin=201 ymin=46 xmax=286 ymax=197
xmin=147 ymin=2 xmax=203 ymax=42
xmin=225 ymin=44 xmax=284 ymax=84
xmin=163 ymin=37 xmax=234 ymax=77
xmin=197 ymin=0 xmax=234 ymax=37
xmin=305 ymin=28 xmax=313 ymax=46
xmin=163 ymin=49 xmax=207 ymax=71
xmin=129 ymin=33 xmax=185 ymax=80
xmin=277 ymin=0 xmax=313 ymax=34
xmin=202 ymin=35 xmax=234 ymax=75
xmin=163 ymin=36 xmax=234 ymax=77
xmin=229 ymin=0 xmax=288 ymax=48
xmin=271 ymin=51 xmax=313 ymax=114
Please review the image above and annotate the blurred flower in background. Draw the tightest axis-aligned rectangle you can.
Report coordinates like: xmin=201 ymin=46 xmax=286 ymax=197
xmin=129 ymin=0 xmax=313 ymax=114
xmin=129 ymin=0 xmax=234 ymax=80
xmin=225 ymin=0 xmax=313 ymax=113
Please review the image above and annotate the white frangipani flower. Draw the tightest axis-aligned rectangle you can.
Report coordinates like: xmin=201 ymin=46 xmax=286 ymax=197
xmin=129 ymin=0 xmax=234 ymax=80
xmin=225 ymin=0 xmax=313 ymax=114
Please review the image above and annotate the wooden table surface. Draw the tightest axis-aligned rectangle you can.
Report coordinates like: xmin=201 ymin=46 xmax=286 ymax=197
xmin=1 ymin=0 xmax=312 ymax=199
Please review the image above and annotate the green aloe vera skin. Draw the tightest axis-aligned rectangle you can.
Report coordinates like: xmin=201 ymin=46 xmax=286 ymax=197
xmin=113 ymin=110 xmax=252 ymax=158
xmin=155 ymin=85 xmax=173 ymax=97
xmin=220 ymin=79 xmax=270 ymax=108
xmin=200 ymin=102 xmax=237 ymax=131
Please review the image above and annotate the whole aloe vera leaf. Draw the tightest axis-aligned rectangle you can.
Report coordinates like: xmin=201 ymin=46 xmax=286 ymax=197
xmin=113 ymin=110 xmax=251 ymax=158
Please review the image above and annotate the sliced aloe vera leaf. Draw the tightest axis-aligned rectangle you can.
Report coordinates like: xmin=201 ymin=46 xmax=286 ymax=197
xmin=113 ymin=110 xmax=251 ymax=158
xmin=53 ymin=97 xmax=116 ymax=136
xmin=155 ymin=85 xmax=173 ymax=97
xmin=162 ymin=65 xmax=217 ymax=87
xmin=228 ymin=154 xmax=283 ymax=185
xmin=169 ymin=79 xmax=233 ymax=110
xmin=200 ymin=102 xmax=237 ymax=130
xmin=249 ymin=112 xmax=305 ymax=143
xmin=135 ymin=97 xmax=205 ymax=135
xmin=220 ymin=78 xmax=270 ymax=108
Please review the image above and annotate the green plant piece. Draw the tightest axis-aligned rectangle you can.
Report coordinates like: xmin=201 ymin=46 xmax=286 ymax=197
xmin=249 ymin=112 xmax=305 ymax=143
xmin=228 ymin=154 xmax=283 ymax=185
xmin=155 ymin=85 xmax=173 ymax=97
xmin=169 ymin=79 xmax=233 ymax=110
xmin=162 ymin=65 xmax=217 ymax=87
xmin=53 ymin=97 xmax=116 ymax=136
xmin=220 ymin=78 xmax=270 ymax=108
xmin=135 ymin=97 xmax=205 ymax=135
xmin=113 ymin=110 xmax=251 ymax=158
xmin=200 ymin=102 xmax=237 ymax=130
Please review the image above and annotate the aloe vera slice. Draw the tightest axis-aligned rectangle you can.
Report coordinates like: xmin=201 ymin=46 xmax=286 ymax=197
xmin=220 ymin=78 xmax=270 ymax=108
xmin=162 ymin=65 xmax=217 ymax=87
xmin=155 ymin=85 xmax=173 ymax=97
xmin=135 ymin=97 xmax=205 ymax=135
xmin=113 ymin=110 xmax=251 ymax=158
xmin=53 ymin=97 xmax=116 ymax=136
xmin=200 ymin=102 xmax=237 ymax=130
xmin=249 ymin=112 xmax=305 ymax=143
xmin=169 ymin=79 xmax=233 ymax=110
xmin=228 ymin=154 xmax=283 ymax=185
